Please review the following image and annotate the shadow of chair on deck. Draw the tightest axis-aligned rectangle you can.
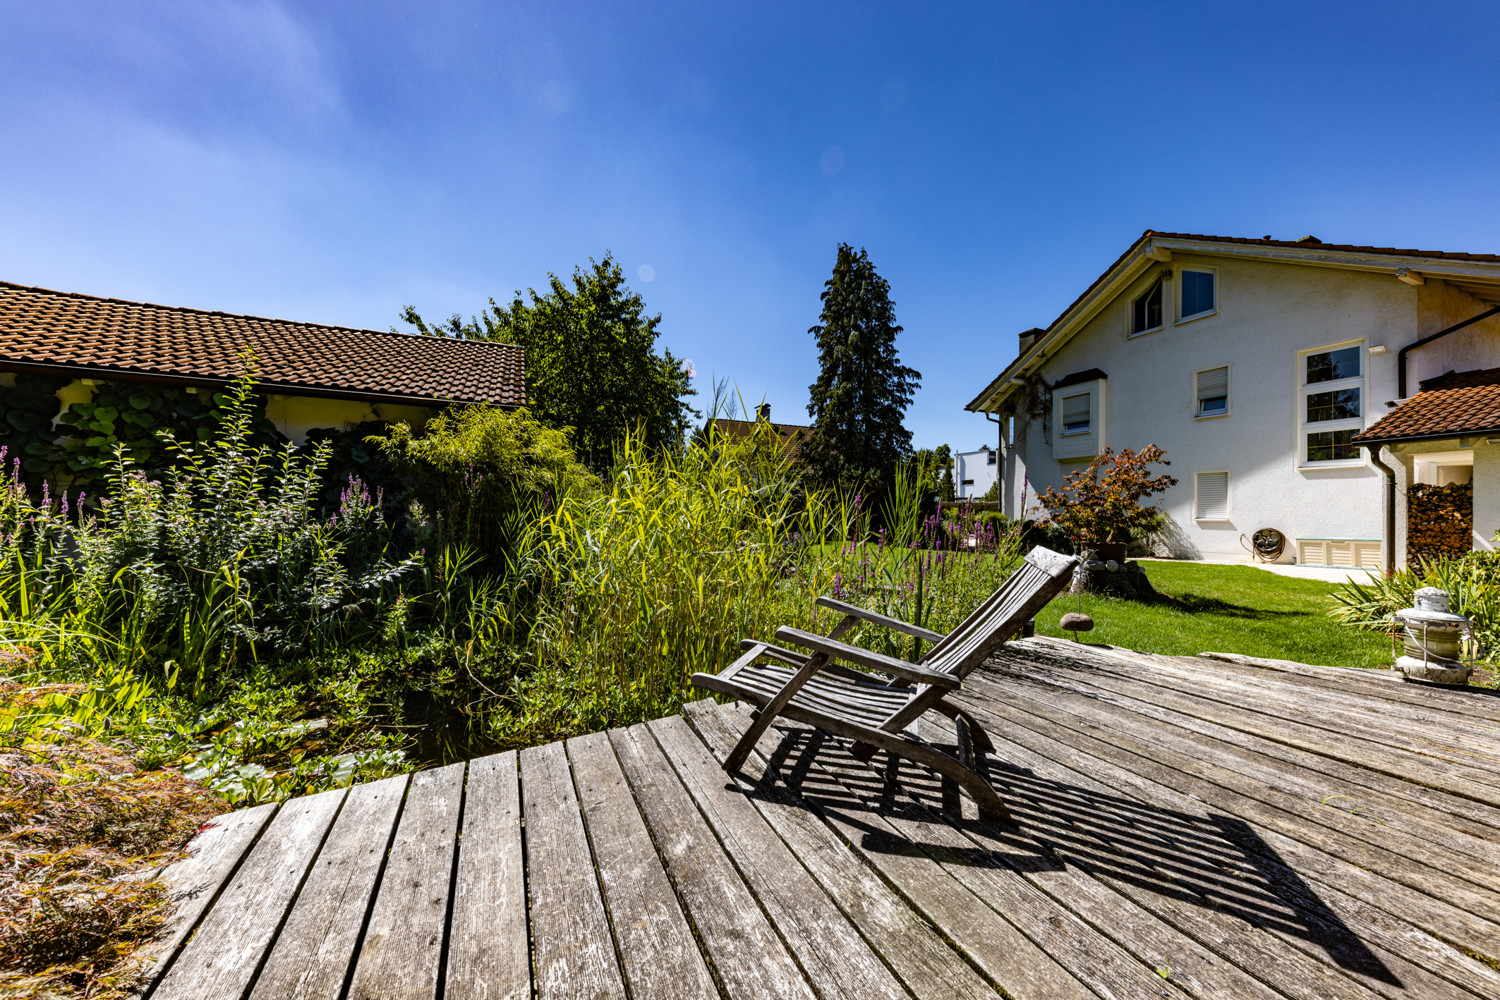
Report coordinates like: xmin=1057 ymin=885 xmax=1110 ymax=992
xmin=748 ymin=718 xmax=1398 ymax=986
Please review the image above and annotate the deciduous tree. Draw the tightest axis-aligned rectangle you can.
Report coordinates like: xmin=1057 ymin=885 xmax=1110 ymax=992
xmin=401 ymin=255 xmax=696 ymax=471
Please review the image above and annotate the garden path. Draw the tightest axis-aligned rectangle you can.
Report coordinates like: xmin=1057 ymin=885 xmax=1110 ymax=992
xmin=136 ymin=637 xmax=1500 ymax=1000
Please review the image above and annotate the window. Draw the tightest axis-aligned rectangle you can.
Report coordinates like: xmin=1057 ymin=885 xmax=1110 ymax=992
xmin=1060 ymin=392 xmax=1091 ymax=435
xmin=1300 ymin=344 xmax=1363 ymax=465
xmin=1052 ymin=378 xmax=1104 ymax=461
xmin=986 ymin=450 xmax=997 ymax=465
xmin=1194 ymin=471 xmax=1229 ymax=521
xmin=1194 ymin=366 xmax=1229 ymax=417
xmin=1131 ymin=278 xmax=1163 ymax=335
xmin=1180 ymin=269 xmax=1216 ymax=320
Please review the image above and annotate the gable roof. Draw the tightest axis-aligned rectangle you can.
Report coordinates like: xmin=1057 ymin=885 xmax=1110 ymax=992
xmin=1353 ymin=367 xmax=1500 ymax=445
xmin=966 ymin=230 xmax=1500 ymax=413
xmin=708 ymin=417 xmax=810 ymax=456
xmin=0 ymin=281 xmax=526 ymax=407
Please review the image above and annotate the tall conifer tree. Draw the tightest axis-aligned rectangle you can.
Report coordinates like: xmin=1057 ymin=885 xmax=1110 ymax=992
xmin=801 ymin=244 xmax=921 ymax=490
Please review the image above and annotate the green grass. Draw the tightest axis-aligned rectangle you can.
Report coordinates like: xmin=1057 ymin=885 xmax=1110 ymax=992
xmin=1033 ymin=560 xmax=1391 ymax=669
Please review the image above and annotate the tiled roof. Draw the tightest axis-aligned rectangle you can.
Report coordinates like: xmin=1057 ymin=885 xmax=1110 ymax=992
xmin=0 ymin=281 xmax=525 ymax=407
xmin=709 ymin=418 xmax=810 ymax=455
xmin=1353 ymin=367 xmax=1500 ymax=444
xmin=1147 ymin=232 xmax=1500 ymax=265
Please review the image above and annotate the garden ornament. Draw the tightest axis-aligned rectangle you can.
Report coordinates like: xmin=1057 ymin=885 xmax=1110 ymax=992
xmin=1059 ymin=612 xmax=1094 ymax=641
xmin=1392 ymin=587 xmax=1472 ymax=686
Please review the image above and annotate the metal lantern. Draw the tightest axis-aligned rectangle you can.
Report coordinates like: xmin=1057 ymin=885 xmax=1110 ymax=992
xmin=1392 ymin=587 xmax=1473 ymax=686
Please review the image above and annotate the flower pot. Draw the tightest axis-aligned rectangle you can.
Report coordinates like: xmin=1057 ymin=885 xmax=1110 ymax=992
xmin=1095 ymin=542 xmax=1128 ymax=563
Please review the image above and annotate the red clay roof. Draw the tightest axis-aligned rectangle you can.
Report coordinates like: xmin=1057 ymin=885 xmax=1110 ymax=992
xmin=0 ymin=281 xmax=525 ymax=407
xmin=1354 ymin=367 xmax=1500 ymax=445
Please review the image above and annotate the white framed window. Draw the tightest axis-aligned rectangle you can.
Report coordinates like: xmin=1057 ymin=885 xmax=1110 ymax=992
xmin=1130 ymin=277 xmax=1164 ymax=336
xmin=1298 ymin=342 xmax=1364 ymax=467
xmin=1060 ymin=392 xmax=1091 ymax=436
xmin=986 ymin=450 xmax=997 ymax=466
xmin=1178 ymin=267 xmax=1217 ymax=322
xmin=1194 ymin=470 xmax=1230 ymax=521
xmin=1052 ymin=379 xmax=1105 ymax=460
xmin=1194 ymin=365 xmax=1229 ymax=418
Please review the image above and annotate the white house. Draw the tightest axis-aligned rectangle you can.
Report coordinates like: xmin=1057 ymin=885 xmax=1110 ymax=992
xmin=952 ymin=445 xmax=998 ymax=499
xmin=966 ymin=231 xmax=1500 ymax=570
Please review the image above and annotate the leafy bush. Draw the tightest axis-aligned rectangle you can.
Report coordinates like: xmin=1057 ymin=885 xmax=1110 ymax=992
xmin=0 ymin=374 xmax=538 ymax=804
xmin=1034 ymin=445 xmax=1176 ymax=550
xmin=1329 ymin=549 xmax=1500 ymax=659
xmin=374 ymin=404 xmax=596 ymax=563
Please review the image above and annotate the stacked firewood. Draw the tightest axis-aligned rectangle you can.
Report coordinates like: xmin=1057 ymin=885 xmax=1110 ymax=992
xmin=1407 ymin=481 xmax=1473 ymax=566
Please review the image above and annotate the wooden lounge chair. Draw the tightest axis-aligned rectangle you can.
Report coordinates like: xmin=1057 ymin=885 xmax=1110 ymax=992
xmin=691 ymin=546 xmax=1079 ymax=823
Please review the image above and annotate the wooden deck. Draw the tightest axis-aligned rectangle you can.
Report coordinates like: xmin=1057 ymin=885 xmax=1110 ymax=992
xmin=137 ymin=637 xmax=1500 ymax=1000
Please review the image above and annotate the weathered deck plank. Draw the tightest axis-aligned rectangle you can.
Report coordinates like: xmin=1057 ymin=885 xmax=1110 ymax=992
xmin=568 ymin=731 xmax=717 ymax=1000
xmin=679 ymin=699 xmax=1003 ymax=1000
xmin=247 ymin=774 xmax=408 ymax=1000
xmin=346 ymin=762 xmax=465 ymax=1000
xmin=521 ymin=741 xmax=628 ymax=1000
xmin=152 ymin=787 xmax=346 ymax=1000
xmin=649 ymin=714 xmax=913 ymax=1000
xmin=446 ymin=751 xmax=530 ymax=1000
xmin=610 ymin=721 xmax=820 ymax=1000
xmin=136 ymin=800 xmax=278 ymax=993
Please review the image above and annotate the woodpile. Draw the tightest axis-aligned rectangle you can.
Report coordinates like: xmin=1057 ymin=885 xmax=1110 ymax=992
xmin=1408 ymin=481 xmax=1472 ymax=567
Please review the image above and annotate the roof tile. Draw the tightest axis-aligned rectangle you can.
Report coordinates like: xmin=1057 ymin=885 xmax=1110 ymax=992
xmin=1353 ymin=367 xmax=1500 ymax=444
xmin=0 ymin=281 xmax=525 ymax=407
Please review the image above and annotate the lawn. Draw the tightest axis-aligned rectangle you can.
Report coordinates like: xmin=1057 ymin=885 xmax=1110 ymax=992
xmin=1031 ymin=559 xmax=1391 ymax=669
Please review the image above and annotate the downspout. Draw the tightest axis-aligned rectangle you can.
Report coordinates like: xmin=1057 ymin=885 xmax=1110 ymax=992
xmin=1365 ymin=443 xmax=1398 ymax=573
xmin=984 ymin=410 xmax=1004 ymax=508
xmin=1398 ymin=305 xmax=1500 ymax=398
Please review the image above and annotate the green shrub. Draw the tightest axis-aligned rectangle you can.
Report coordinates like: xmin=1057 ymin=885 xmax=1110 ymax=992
xmin=1329 ymin=549 xmax=1500 ymax=659
xmin=374 ymin=405 xmax=596 ymax=564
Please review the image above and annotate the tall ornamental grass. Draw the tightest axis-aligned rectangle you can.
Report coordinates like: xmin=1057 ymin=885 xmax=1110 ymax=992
xmin=500 ymin=429 xmax=1025 ymax=746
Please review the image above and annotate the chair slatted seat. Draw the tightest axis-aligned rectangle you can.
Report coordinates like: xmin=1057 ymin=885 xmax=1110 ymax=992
xmin=692 ymin=546 xmax=1078 ymax=823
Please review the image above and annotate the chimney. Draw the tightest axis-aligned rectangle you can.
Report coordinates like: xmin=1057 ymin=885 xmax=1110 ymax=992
xmin=1017 ymin=327 xmax=1045 ymax=356
xmin=756 ymin=403 xmax=771 ymax=422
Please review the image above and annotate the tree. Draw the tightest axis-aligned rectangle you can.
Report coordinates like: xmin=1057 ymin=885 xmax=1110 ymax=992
xmin=800 ymin=244 xmax=921 ymax=491
xmin=912 ymin=444 xmax=955 ymax=502
xmin=401 ymin=255 xmax=696 ymax=472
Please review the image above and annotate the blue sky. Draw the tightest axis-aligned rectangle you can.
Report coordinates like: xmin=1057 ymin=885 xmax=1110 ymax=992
xmin=4 ymin=1 xmax=1500 ymax=453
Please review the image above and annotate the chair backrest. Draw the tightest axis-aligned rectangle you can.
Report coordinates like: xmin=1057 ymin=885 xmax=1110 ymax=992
xmin=921 ymin=546 xmax=1078 ymax=680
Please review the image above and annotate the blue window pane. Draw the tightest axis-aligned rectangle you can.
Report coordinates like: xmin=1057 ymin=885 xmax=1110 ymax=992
xmin=1306 ymin=346 xmax=1360 ymax=384
xmin=1182 ymin=270 xmax=1215 ymax=317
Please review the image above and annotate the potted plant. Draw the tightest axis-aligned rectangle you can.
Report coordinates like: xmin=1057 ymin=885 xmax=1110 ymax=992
xmin=1035 ymin=445 xmax=1177 ymax=596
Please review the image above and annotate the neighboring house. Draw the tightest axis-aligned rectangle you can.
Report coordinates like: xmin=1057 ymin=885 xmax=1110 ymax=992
xmin=0 ymin=280 xmax=525 ymax=445
xmin=952 ymin=445 xmax=998 ymax=499
xmin=966 ymin=231 xmax=1500 ymax=570
xmin=708 ymin=404 xmax=811 ymax=457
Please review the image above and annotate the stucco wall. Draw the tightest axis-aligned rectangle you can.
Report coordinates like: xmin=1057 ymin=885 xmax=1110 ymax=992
xmin=953 ymin=448 xmax=998 ymax=498
xmin=263 ymin=394 xmax=434 ymax=445
xmin=1006 ymin=254 xmax=1428 ymax=564
xmin=1413 ymin=281 xmax=1500 ymax=387
xmin=1472 ymin=440 xmax=1500 ymax=550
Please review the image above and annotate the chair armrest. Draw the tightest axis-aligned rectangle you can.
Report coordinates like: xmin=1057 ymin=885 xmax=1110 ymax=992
xmin=773 ymin=627 xmax=959 ymax=690
xmin=815 ymin=596 xmax=946 ymax=644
